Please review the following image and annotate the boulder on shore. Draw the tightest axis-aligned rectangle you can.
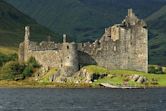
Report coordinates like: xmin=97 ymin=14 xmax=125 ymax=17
xmin=130 ymin=75 xmax=147 ymax=84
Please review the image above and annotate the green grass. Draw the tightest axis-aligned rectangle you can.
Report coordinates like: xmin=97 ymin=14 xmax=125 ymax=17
xmin=1 ymin=65 xmax=166 ymax=88
xmin=39 ymin=68 xmax=58 ymax=83
xmin=83 ymin=65 xmax=166 ymax=87
xmin=0 ymin=80 xmax=91 ymax=88
xmin=83 ymin=65 xmax=110 ymax=74
xmin=0 ymin=47 xmax=17 ymax=54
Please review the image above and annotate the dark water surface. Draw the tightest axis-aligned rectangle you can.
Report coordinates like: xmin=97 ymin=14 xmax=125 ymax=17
xmin=0 ymin=88 xmax=165 ymax=111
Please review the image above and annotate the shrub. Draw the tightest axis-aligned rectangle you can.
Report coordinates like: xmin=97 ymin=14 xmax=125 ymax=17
xmin=148 ymin=66 xmax=156 ymax=73
xmin=155 ymin=67 xmax=164 ymax=74
xmin=0 ymin=56 xmax=40 ymax=80
xmin=0 ymin=53 xmax=18 ymax=67
xmin=22 ymin=65 xmax=33 ymax=77
xmin=0 ymin=54 xmax=9 ymax=67
xmin=1 ymin=61 xmax=25 ymax=80
xmin=27 ymin=57 xmax=40 ymax=68
xmin=22 ymin=57 xmax=40 ymax=78
xmin=148 ymin=65 xmax=164 ymax=74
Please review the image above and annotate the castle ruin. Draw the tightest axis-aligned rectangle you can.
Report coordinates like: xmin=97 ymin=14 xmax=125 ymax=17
xmin=19 ymin=9 xmax=148 ymax=77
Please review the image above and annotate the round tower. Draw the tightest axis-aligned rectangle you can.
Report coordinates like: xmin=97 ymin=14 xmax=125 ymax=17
xmin=24 ymin=26 xmax=30 ymax=42
xmin=61 ymin=35 xmax=79 ymax=76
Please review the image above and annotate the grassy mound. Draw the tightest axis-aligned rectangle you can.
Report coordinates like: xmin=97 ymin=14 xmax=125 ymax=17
xmin=83 ymin=65 xmax=166 ymax=87
xmin=39 ymin=68 xmax=58 ymax=83
xmin=84 ymin=65 xmax=110 ymax=75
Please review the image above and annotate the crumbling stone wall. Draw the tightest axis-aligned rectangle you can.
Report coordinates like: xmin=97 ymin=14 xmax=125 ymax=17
xmin=29 ymin=41 xmax=62 ymax=51
xmin=60 ymin=42 xmax=79 ymax=76
xmin=28 ymin=50 xmax=62 ymax=68
xmin=78 ymin=9 xmax=148 ymax=72
xmin=19 ymin=9 xmax=148 ymax=73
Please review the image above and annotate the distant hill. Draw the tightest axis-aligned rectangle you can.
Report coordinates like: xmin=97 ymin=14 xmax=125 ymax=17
xmin=6 ymin=0 xmax=165 ymax=42
xmin=146 ymin=5 xmax=166 ymax=65
xmin=5 ymin=0 xmax=166 ymax=65
xmin=0 ymin=0 xmax=60 ymax=47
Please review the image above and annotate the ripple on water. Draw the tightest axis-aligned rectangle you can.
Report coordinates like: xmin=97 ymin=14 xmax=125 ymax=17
xmin=0 ymin=88 xmax=165 ymax=111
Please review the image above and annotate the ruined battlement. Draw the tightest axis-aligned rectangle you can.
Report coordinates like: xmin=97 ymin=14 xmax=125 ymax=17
xmin=19 ymin=9 xmax=148 ymax=77
xmin=28 ymin=41 xmax=62 ymax=51
xmin=122 ymin=9 xmax=147 ymax=28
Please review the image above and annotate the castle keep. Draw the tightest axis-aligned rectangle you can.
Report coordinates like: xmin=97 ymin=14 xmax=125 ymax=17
xmin=19 ymin=9 xmax=148 ymax=76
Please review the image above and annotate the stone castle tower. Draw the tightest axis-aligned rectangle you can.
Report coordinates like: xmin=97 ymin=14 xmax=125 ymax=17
xmin=60 ymin=34 xmax=79 ymax=76
xmin=77 ymin=9 xmax=148 ymax=72
xmin=19 ymin=9 xmax=148 ymax=75
xmin=18 ymin=26 xmax=30 ymax=63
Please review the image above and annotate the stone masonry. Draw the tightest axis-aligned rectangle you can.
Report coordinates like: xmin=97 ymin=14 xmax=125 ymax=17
xmin=18 ymin=9 xmax=148 ymax=76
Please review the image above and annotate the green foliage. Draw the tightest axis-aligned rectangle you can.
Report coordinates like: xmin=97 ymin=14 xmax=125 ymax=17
xmin=148 ymin=65 xmax=164 ymax=74
xmin=85 ymin=65 xmax=166 ymax=87
xmin=146 ymin=5 xmax=166 ymax=65
xmin=0 ymin=1 xmax=59 ymax=46
xmin=148 ymin=66 xmax=156 ymax=73
xmin=27 ymin=57 xmax=40 ymax=68
xmin=22 ymin=57 xmax=40 ymax=77
xmin=156 ymin=67 xmax=164 ymax=74
xmin=84 ymin=65 xmax=110 ymax=75
xmin=5 ymin=0 xmax=166 ymax=65
xmin=22 ymin=65 xmax=33 ymax=77
xmin=0 ymin=53 xmax=17 ymax=67
xmin=0 ymin=56 xmax=40 ymax=80
xmin=0 ymin=61 xmax=25 ymax=80
xmin=6 ymin=0 xmax=164 ymax=42
xmin=39 ymin=68 xmax=57 ymax=83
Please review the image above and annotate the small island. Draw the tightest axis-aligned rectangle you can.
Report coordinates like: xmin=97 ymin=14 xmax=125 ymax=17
xmin=0 ymin=9 xmax=165 ymax=88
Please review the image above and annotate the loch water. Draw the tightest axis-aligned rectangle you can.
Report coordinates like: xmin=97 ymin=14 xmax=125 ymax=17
xmin=0 ymin=88 xmax=165 ymax=111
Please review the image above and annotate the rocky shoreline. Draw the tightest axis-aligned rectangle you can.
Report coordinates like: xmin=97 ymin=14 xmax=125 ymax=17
xmin=0 ymin=80 xmax=164 ymax=89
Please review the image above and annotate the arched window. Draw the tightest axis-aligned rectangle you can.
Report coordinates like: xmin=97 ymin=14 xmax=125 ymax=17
xmin=67 ymin=46 xmax=69 ymax=49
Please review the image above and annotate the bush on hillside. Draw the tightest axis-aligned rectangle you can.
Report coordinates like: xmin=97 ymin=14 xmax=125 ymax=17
xmin=27 ymin=57 xmax=40 ymax=68
xmin=0 ymin=53 xmax=17 ymax=67
xmin=148 ymin=65 xmax=164 ymax=74
xmin=22 ymin=65 xmax=33 ymax=77
xmin=22 ymin=57 xmax=40 ymax=78
xmin=0 ymin=61 xmax=25 ymax=80
xmin=0 ymin=57 xmax=40 ymax=80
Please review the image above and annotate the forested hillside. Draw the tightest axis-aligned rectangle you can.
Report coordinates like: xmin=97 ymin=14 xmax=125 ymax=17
xmin=0 ymin=0 xmax=60 ymax=46
xmin=5 ymin=0 xmax=166 ymax=65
